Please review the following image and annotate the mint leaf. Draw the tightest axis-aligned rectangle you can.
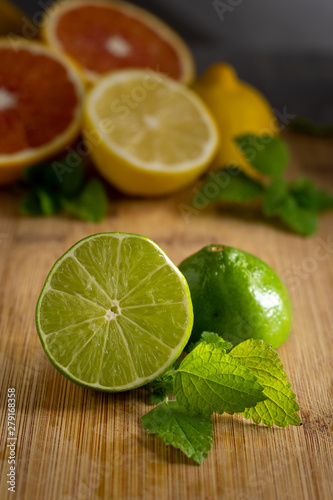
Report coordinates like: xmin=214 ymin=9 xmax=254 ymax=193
xmin=194 ymin=167 xmax=264 ymax=206
xmin=235 ymin=135 xmax=289 ymax=177
xmin=20 ymin=155 xmax=107 ymax=223
xmin=278 ymin=196 xmax=317 ymax=236
xmin=62 ymin=179 xmax=108 ymax=222
xmin=37 ymin=188 xmax=61 ymax=215
xmin=57 ymin=158 xmax=84 ymax=197
xmin=22 ymin=154 xmax=84 ymax=196
xmin=187 ymin=331 xmax=233 ymax=353
xmin=174 ymin=343 xmax=266 ymax=416
xmin=20 ymin=188 xmax=61 ymax=216
xmin=20 ymin=191 xmax=44 ymax=216
xmin=289 ymin=177 xmax=333 ymax=212
xmin=262 ymin=178 xmax=288 ymax=216
xmin=141 ymin=401 xmax=213 ymax=464
xmin=22 ymin=161 xmax=59 ymax=188
xmin=230 ymin=339 xmax=301 ymax=427
xmin=263 ymin=178 xmax=317 ymax=236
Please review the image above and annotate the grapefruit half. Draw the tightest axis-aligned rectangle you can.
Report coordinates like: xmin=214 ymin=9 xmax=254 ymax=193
xmin=41 ymin=0 xmax=195 ymax=84
xmin=0 ymin=39 xmax=84 ymax=185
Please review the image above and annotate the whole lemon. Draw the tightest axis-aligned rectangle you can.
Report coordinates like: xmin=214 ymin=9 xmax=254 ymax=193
xmin=192 ymin=63 xmax=279 ymax=177
xmin=179 ymin=245 xmax=292 ymax=349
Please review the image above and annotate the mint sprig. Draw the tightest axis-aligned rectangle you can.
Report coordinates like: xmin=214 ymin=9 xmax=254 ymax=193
xmin=194 ymin=134 xmax=333 ymax=237
xmin=142 ymin=333 xmax=301 ymax=464
xmin=20 ymin=153 xmax=108 ymax=222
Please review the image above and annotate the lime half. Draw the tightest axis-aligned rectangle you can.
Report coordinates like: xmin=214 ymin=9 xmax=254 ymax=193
xmin=36 ymin=233 xmax=193 ymax=391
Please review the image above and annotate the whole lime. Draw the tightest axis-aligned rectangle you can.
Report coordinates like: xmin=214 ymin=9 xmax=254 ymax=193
xmin=178 ymin=245 xmax=292 ymax=349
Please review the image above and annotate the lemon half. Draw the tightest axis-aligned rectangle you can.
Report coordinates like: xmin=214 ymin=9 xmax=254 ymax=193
xmin=83 ymin=69 xmax=220 ymax=195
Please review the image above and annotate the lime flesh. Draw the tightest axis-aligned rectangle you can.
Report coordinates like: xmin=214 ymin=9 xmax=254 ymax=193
xmin=36 ymin=233 xmax=193 ymax=391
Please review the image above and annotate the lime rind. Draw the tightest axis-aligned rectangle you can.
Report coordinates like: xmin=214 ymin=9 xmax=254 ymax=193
xmin=36 ymin=232 xmax=193 ymax=391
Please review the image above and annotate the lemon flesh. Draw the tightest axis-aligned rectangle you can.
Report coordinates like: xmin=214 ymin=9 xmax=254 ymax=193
xmin=83 ymin=70 xmax=219 ymax=195
xmin=36 ymin=233 xmax=193 ymax=391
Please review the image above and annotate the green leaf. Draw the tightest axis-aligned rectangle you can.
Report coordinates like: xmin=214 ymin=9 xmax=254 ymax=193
xmin=186 ymin=332 xmax=233 ymax=353
xmin=193 ymin=167 xmax=264 ymax=206
xmin=230 ymin=339 xmax=301 ymax=427
xmin=235 ymin=134 xmax=289 ymax=177
xmin=22 ymin=154 xmax=84 ymax=196
xmin=141 ymin=401 xmax=213 ymax=464
xmin=262 ymin=178 xmax=288 ymax=216
xmin=58 ymin=160 xmax=84 ymax=197
xmin=62 ymin=179 xmax=108 ymax=222
xmin=20 ymin=191 xmax=44 ymax=216
xmin=20 ymin=188 xmax=61 ymax=216
xmin=263 ymin=179 xmax=318 ymax=236
xmin=174 ymin=343 xmax=266 ymax=416
xmin=22 ymin=162 xmax=57 ymax=187
xmin=289 ymin=177 xmax=333 ymax=212
xmin=278 ymin=196 xmax=317 ymax=236
xmin=37 ymin=188 xmax=61 ymax=215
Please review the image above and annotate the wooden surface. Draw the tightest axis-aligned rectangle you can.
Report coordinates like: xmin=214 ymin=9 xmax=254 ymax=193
xmin=0 ymin=132 xmax=333 ymax=500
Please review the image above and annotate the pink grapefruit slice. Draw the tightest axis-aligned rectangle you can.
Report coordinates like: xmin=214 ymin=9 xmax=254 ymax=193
xmin=0 ymin=39 xmax=84 ymax=185
xmin=42 ymin=0 xmax=195 ymax=84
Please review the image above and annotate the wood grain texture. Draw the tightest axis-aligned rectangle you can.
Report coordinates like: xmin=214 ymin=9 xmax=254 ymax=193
xmin=0 ymin=132 xmax=332 ymax=500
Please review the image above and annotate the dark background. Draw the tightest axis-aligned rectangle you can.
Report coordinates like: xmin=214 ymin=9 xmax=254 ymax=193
xmin=13 ymin=0 xmax=333 ymax=124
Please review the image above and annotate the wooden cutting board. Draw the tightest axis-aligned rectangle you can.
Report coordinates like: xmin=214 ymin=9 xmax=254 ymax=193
xmin=0 ymin=132 xmax=332 ymax=500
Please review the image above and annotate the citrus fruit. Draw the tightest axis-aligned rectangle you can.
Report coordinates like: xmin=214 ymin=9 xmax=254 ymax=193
xmin=192 ymin=63 xmax=279 ymax=178
xmin=179 ymin=244 xmax=292 ymax=349
xmin=42 ymin=0 xmax=195 ymax=84
xmin=36 ymin=233 xmax=193 ymax=392
xmin=0 ymin=39 xmax=84 ymax=185
xmin=83 ymin=69 xmax=220 ymax=196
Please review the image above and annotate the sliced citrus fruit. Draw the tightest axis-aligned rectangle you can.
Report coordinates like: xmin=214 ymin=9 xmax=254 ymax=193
xmin=42 ymin=0 xmax=195 ymax=84
xmin=83 ymin=69 xmax=220 ymax=195
xmin=36 ymin=233 xmax=193 ymax=392
xmin=0 ymin=39 xmax=84 ymax=185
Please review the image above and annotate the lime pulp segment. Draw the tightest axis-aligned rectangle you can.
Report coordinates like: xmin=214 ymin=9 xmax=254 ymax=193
xmin=36 ymin=233 xmax=193 ymax=391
